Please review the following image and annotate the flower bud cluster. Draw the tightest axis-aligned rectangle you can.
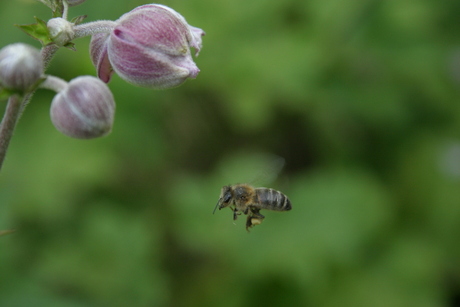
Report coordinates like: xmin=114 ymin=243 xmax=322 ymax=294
xmin=0 ymin=3 xmax=204 ymax=141
xmin=90 ymin=4 xmax=205 ymax=89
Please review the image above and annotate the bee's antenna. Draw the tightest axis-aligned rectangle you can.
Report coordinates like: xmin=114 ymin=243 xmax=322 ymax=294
xmin=213 ymin=200 xmax=220 ymax=214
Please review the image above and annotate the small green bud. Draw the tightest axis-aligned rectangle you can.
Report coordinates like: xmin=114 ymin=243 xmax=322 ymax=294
xmin=47 ymin=18 xmax=75 ymax=46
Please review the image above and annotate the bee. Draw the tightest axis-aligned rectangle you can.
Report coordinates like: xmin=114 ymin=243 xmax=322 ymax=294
xmin=213 ymin=184 xmax=292 ymax=231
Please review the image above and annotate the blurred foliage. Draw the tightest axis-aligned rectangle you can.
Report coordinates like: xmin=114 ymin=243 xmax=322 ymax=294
xmin=1 ymin=0 xmax=460 ymax=306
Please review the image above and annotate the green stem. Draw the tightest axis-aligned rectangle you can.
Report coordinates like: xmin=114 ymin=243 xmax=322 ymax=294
xmin=40 ymin=75 xmax=68 ymax=92
xmin=0 ymin=95 xmax=22 ymax=171
xmin=62 ymin=0 xmax=69 ymax=20
xmin=41 ymin=44 xmax=60 ymax=71
xmin=73 ymin=20 xmax=117 ymax=39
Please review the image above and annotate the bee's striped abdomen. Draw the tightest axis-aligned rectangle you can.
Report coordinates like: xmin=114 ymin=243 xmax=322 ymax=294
xmin=255 ymin=188 xmax=292 ymax=211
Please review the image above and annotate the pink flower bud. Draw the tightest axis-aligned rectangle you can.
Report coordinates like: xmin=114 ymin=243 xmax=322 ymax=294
xmin=0 ymin=43 xmax=43 ymax=91
xmin=90 ymin=4 xmax=205 ymax=89
xmin=50 ymin=76 xmax=115 ymax=139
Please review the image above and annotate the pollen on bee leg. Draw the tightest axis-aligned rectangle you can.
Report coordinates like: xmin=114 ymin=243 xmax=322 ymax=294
xmin=245 ymin=215 xmax=264 ymax=231
xmin=251 ymin=218 xmax=263 ymax=226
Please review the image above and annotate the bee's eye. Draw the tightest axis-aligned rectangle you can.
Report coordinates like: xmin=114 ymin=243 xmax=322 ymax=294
xmin=223 ymin=193 xmax=232 ymax=203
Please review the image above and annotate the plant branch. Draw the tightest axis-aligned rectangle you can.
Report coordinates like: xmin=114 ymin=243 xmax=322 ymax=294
xmin=62 ymin=0 xmax=69 ymax=20
xmin=73 ymin=20 xmax=117 ymax=39
xmin=41 ymin=44 xmax=60 ymax=70
xmin=0 ymin=95 xmax=23 ymax=171
xmin=40 ymin=75 xmax=68 ymax=92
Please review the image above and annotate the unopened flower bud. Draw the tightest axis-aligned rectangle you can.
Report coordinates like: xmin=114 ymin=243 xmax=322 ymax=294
xmin=90 ymin=4 xmax=205 ymax=89
xmin=47 ymin=18 xmax=75 ymax=46
xmin=0 ymin=43 xmax=43 ymax=91
xmin=50 ymin=76 xmax=115 ymax=139
xmin=66 ymin=0 xmax=87 ymax=6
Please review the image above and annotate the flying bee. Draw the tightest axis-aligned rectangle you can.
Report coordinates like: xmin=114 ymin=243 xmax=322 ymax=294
xmin=213 ymin=157 xmax=291 ymax=231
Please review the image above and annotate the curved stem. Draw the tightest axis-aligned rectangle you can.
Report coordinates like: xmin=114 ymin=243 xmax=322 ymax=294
xmin=40 ymin=75 xmax=68 ymax=92
xmin=41 ymin=44 xmax=60 ymax=71
xmin=62 ymin=1 xmax=69 ymax=20
xmin=0 ymin=95 xmax=22 ymax=171
xmin=73 ymin=20 xmax=117 ymax=39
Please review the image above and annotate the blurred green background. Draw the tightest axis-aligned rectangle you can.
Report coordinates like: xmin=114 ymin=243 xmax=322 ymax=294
xmin=1 ymin=0 xmax=460 ymax=306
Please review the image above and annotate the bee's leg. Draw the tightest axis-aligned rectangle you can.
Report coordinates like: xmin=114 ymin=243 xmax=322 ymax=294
xmin=246 ymin=208 xmax=265 ymax=232
xmin=245 ymin=215 xmax=253 ymax=232
xmin=252 ymin=210 xmax=265 ymax=220
xmin=245 ymin=215 xmax=264 ymax=232
xmin=248 ymin=207 xmax=265 ymax=219
xmin=232 ymin=208 xmax=241 ymax=220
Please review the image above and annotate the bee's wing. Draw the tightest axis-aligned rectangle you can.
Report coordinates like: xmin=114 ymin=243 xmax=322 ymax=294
xmin=249 ymin=156 xmax=285 ymax=186
xmin=217 ymin=153 xmax=286 ymax=186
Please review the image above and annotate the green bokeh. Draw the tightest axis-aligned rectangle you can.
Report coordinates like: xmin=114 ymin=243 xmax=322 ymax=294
xmin=1 ymin=0 xmax=460 ymax=306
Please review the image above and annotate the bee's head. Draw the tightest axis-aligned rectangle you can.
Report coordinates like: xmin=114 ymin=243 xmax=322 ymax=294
xmin=213 ymin=186 xmax=233 ymax=214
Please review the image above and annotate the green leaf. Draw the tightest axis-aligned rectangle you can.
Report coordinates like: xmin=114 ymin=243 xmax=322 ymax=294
xmin=15 ymin=17 xmax=53 ymax=46
xmin=52 ymin=2 xmax=65 ymax=18
xmin=36 ymin=0 xmax=64 ymax=17
xmin=36 ymin=0 xmax=54 ymax=9
xmin=64 ymin=42 xmax=77 ymax=51
xmin=71 ymin=15 xmax=88 ymax=25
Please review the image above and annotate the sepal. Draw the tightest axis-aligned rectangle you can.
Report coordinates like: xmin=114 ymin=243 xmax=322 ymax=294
xmin=16 ymin=17 xmax=53 ymax=46
xmin=36 ymin=0 xmax=64 ymax=18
